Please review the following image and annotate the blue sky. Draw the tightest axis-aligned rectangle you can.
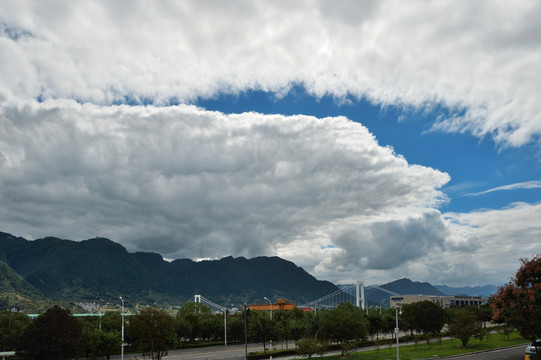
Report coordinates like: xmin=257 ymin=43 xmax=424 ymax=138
xmin=1 ymin=1 xmax=540 ymax=287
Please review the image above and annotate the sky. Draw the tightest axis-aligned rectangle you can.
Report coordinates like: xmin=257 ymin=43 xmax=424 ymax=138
xmin=1 ymin=0 xmax=540 ymax=288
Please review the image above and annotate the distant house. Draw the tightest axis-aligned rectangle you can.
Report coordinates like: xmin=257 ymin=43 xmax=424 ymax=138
xmin=390 ymin=294 xmax=487 ymax=308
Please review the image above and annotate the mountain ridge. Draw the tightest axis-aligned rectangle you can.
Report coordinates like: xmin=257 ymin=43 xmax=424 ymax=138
xmin=0 ymin=231 xmax=338 ymax=309
xmin=434 ymin=284 xmax=498 ymax=297
xmin=0 ymin=231 xmax=498 ymax=312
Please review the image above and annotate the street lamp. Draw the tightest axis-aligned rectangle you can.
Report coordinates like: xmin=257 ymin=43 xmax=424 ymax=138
xmin=98 ymin=299 xmax=103 ymax=329
xmin=224 ymin=300 xmax=231 ymax=346
xmin=264 ymin=297 xmax=273 ymax=352
xmin=243 ymin=303 xmax=248 ymax=360
xmin=119 ymin=296 xmax=124 ymax=360
xmin=263 ymin=297 xmax=273 ymax=320
xmin=379 ymin=299 xmax=387 ymax=314
xmin=395 ymin=305 xmax=402 ymax=360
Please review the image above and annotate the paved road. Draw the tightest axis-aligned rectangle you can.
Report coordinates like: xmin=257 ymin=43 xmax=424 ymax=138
xmin=111 ymin=343 xmax=271 ymax=360
xmin=111 ymin=343 xmax=528 ymax=360
xmin=438 ymin=345 xmax=526 ymax=360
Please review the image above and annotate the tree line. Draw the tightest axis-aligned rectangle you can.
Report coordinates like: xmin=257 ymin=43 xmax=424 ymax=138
xmin=1 ymin=300 xmax=494 ymax=360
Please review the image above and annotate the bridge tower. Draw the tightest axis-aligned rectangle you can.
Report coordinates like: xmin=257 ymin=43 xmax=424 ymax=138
xmin=355 ymin=281 xmax=365 ymax=310
xmin=194 ymin=294 xmax=201 ymax=303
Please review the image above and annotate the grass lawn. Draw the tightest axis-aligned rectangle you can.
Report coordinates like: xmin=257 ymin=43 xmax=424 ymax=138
xmin=313 ymin=331 xmax=528 ymax=360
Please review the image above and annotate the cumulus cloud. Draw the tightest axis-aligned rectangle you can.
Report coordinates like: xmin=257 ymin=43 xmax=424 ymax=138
xmin=286 ymin=202 xmax=541 ymax=286
xmin=371 ymin=202 xmax=541 ymax=287
xmin=0 ymin=1 xmax=540 ymax=147
xmin=277 ymin=210 xmax=449 ymax=283
xmin=0 ymin=100 xmax=450 ymax=275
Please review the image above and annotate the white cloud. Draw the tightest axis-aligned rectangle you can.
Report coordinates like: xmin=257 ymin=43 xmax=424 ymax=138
xmin=466 ymin=180 xmax=541 ymax=196
xmin=390 ymin=202 xmax=541 ymax=287
xmin=287 ymin=202 xmax=541 ymax=287
xmin=1 ymin=1 xmax=539 ymax=288
xmin=1 ymin=1 xmax=540 ymax=147
xmin=0 ymin=100 xmax=450 ymax=278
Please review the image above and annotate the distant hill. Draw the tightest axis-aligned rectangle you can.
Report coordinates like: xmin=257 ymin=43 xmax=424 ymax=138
xmin=363 ymin=278 xmax=445 ymax=307
xmin=379 ymin=278 xmax=445 ymax=296
xmin=0 ymin=231 xmax=338 ymax=309
xmin=435 ymin=284 xmax=498 ymax=297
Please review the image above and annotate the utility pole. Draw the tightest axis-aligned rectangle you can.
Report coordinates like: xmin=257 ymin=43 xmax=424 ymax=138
xmin=119 ymin=296 xmax=124 ymax=360
xmin=224 ymin=300 xmax=230 ymax=346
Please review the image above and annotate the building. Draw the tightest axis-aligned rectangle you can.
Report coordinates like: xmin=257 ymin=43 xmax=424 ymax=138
xmin=244 ymin=298 xmax=296 ymax=311
xmin=390 ymin=294 xmax=487 ymax=308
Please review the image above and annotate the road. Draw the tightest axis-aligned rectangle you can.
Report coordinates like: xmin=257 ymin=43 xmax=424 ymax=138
xmin=110 ymin=343 xmax=527 ymax=360
xmin=110 ymin=343 xmax=273 ymax=360
xmin=440 ymin=345 xmax=526 ymax=360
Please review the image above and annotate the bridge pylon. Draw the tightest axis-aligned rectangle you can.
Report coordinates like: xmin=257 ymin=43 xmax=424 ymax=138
xmin=356 ymin=281 xmax=365 ymax=310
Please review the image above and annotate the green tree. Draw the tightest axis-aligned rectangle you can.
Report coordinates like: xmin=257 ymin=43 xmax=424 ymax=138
xmin=248 ymin=310 xmax=275 ymax=352
xmin=176 ymin=302 xmax=211 ymax=341
xmin=317 ymin=302 xmax=368 ymax=357
xmin=366 ymin=310 xmax=384 ymax=339
xmin=448 ymin=307 xmax=478 ymax=346
xmin=101 ymin=310 xmax=122 ymax=333
xmin=83 ymin=326 xmax=121 ymax=360
xmin=288 ymin=309 xmax=310 ymax=345
xmin=474 ymin=305 xmax=493 ymax=327
xmin=272 ymin=310 xmax=290 ymax=348
xmin=402 ymin=300 xmax=447 ymax=343
xmin=0 ymin=311 xmax=32 ymax=351
xmin=200 ymin=312 xmax=221 ymax=340
xmin=381 ymin=309 xmax=397 ymax=339
xmin=491 ymin=253 xmax=541 ymax=340
xmin=296 ymin=337 xmax=318 ymax=358
xmin=130 ymin=307 xmax=177 ymax=360
xmin=473 ymin=323 xmax=488 ymax=344
xmin=17 ymin=305 xmax=83 ymax=360
xmin=227 ymin=313 xmax=244 ymax=342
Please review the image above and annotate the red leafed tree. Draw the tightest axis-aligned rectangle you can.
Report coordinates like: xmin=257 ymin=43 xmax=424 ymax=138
xmin=490 ymin=253 xmax=541 ymax=340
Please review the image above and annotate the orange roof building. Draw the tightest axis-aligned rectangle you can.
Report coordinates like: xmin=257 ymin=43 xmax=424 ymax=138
xmin=244 ymin=298 xmax=296 ymax=311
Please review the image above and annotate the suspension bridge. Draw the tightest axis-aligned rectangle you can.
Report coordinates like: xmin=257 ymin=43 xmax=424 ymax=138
xmin=185 ymin=281 xmax=399 ymax=313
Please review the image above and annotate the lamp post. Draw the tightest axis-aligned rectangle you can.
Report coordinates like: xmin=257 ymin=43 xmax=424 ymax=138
xmin=379 ymin=299 xmax=387 ymax=314
xmin=263 ymin=297 xmax=273 ymax=320
xmin=264 ymin=297 xmax=273 ymax=352
xmin=395 ymin=305 xmax=402 ymax=360
xmin=243 ymin=303 xmax=248 ymax=360
xmin=98 ymin=299 xmax=103 ymax=329
xmin=224 ymin=300 xmax=230 ymax=346
xmin=119 ymin=296 xmax=124 ymax=360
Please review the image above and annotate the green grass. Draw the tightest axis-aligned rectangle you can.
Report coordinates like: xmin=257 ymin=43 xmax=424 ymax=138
xmin=299 ymin=331 xmax=528 ymax=360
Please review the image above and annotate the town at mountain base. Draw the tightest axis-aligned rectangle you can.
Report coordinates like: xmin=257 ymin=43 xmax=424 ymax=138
xmin=0 ymin=231 xmax=497 ymax=312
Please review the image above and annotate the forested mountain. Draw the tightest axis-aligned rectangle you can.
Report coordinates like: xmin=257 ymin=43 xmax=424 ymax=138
xmin=0 ymin=231 xmax=338 ymax=308
xmin=361 ymin=278 xmax=445 ymax=307
xmin=379 ymin=278 xmax=445 ymax=296
xmin=0 ymin=231 xmax=497 ymax=312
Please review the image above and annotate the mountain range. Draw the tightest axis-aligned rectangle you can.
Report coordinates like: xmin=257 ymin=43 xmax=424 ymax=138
xmin=0 ymin=231 xmax=498 ymax=312
xmin=0 ymin=231 xmax=338 ymax=311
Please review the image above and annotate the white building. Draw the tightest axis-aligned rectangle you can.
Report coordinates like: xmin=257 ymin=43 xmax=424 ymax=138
xmin=390 ymin=294 xmax=487 ymax=308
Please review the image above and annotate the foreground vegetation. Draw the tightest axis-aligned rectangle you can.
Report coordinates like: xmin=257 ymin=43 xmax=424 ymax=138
xmin=0 ymin=301 xmax=495 ymax=360
xmin=318 ymin=331 xmax=528 ymax=360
